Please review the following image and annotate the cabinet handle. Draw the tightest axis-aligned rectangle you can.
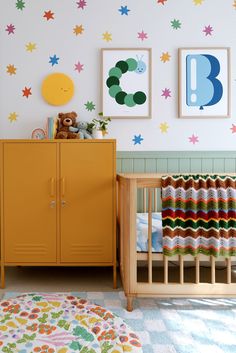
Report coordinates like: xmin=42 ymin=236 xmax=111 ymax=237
xmin=50 ymin=200 xmax=56 ymax=208
xmin=50 ymin=178 xmax=55 ymax=197
xmin=61 ymin=177 xmax=65 ymax=197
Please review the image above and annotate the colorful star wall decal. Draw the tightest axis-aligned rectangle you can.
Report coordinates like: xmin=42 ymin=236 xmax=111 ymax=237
xmin=157 ymin=0 xmax=167 ymax=5
xmin=133 ymin=134 xmax=144 ymax=145
xmin=77 ymin=0 xmax=87 ymax=10
xmin=5 ymin=24 xmax=15 ymax=35
xmin=73 ymin=25 xmax=84 ymax=35
xmin=161 ymin=88 xmax=171 ymax=99
xmin=75 ymin=61 xmax=84 ymax=73
xmin=233 ymin=1 xmax=236 ymax=9
xmin=189 ymin=134 xmax=199 ymax=144
xmin=138 ymin=30 xmax=148 ymax=41
xmin=193 ymin=0 xmax=204 ymax=4
xmin=26 ymin=42 xmax=37 ymax=52
xmin=8 ymin=112 xmax=18 ymax=123
xmin=22 ymin=87 xmax=32 ymax=98
xmin=160 ymin=52 xmax=171 ymax=63
xmin=49 ymin=55 xmax=59 ymax=66
xmin=231 ymin=124 xmax=236 ymax=133
xmin=203 ymin=25 xmax=213 ymax=36
xmin=16 ymin=0 xmax=25 ymax=10
xmin=102 ymin=31 xmax=112 ymax=42
xmin=159 ymin=122 xmax=169 ymax=133
xmin=119 ymin=6 xmax=130 ymax=15
xmin=43 ymin=10 xmax=54 ymax=21
xmin=171 ymin=19 xmax=181 ymax=29
xmin=6 ymin=64 xmax=17 ymax=75
xmin=85 ymin=101 xmax=95 ymax=111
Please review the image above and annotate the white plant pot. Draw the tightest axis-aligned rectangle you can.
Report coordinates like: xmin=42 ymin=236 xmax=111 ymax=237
xmin=92 ymin=129 xmax=103 ymax=139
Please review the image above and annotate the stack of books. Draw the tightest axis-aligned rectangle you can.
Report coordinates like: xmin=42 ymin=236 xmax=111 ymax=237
xmin=45 ymin=117 xmax=59 ymax=139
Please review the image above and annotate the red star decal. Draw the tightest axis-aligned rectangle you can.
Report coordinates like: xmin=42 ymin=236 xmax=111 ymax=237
xmin=22 ymin=87 xmax=32 ymax=98
xmin=157 ymin=0 xmax=167 ymax=4
xmin=43 ymin=10 xmax=54 ymax=21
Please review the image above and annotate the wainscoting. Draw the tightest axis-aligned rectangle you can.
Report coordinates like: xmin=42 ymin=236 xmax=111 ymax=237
xmin=117 ymin=151 xmax=236 ymax=174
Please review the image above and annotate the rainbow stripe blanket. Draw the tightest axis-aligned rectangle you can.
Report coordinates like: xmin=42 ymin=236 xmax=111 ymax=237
xmin=161 ymin=175 xmax=236 ymax=257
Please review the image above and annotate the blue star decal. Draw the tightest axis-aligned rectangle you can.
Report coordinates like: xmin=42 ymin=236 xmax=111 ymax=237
xmin=49 ymin=54 xmax=60 ymax=66
xmin=118 ymin=5 xmax=130 ymax=16
xmin=132 ymin=134 xmax=144 ymax=145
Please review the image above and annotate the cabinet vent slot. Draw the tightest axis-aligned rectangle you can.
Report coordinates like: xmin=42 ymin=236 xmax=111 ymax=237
xmin=14 ymin=244 xmax=47 ymax=255
xmin=71 ymin=244 xmax=103 ymax=255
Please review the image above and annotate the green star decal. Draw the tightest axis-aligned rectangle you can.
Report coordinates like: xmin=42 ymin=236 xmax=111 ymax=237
xmin=16 ymin=0 xmax=25 ymax=10
xmin=85 ymin=101 xmax=96 ymax=111
xmin=171 ymin=19 xmax=181 ymax=29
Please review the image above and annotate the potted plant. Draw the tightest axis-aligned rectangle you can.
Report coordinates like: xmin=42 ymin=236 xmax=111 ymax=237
xmin=88 ymin=112 xmax=111 ymax=139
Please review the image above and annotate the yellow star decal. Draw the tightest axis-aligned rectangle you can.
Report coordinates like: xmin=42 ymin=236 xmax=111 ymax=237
xmin=6 ymin=64 xmax=17 ymax=75
xmin=159 ymin=122 xmax=169 ymax=133
xmin=160 ymin=52 xmax=171 ymax=63
xmin=233 ymin=0 xmax=236 ymax=9
xmin=26 ymin=42 xmax=36 ymax=52
xmin=8 ymin=112 xmax=18 ymax=123
xmin=193 ymin=0 xmax=204 ymax=5
xmin=73 ymin=25 xmax=84 ymax=35
xmin=102 ymin=31 xmax=112 ymax=42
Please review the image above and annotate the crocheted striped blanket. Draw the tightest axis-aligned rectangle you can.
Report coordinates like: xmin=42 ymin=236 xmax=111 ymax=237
xmin=161 ymin=175 xmax=236 ymax=257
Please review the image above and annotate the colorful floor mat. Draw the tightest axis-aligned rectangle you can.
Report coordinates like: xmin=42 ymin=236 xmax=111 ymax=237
xmin=2 ymin=292 xmax=236 ymax=353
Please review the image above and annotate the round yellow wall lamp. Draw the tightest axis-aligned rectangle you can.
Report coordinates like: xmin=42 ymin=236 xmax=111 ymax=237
xmin=41 ymin=72 xmax=74 ymax=106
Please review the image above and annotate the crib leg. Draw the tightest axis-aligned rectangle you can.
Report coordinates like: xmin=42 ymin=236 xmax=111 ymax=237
xmin=127 ymin=296 xmax=133 ymax=312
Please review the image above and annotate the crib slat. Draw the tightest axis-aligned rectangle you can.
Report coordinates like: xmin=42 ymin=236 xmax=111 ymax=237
xmin=164 ymin=255 xmax=168 ymax=284
xmin=195 ymin=255 xmax=200 ymax=284
xmin=211 ymin=256 xmax=215 ymax=284
xmin=154 ymin=188 xmax=157 ymax=212
xmin=179 ymin=255 xmax=184 ymax=284
xmin=148 ymin=188 xmax=153 ymax=284
xmin=227 ymin=258 xmax=231 ymax=284
xmin=143 ymin=188 xmax=147 ymax=212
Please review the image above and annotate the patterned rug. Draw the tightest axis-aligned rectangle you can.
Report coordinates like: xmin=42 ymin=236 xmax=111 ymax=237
xmin=2 ymin=292 xmax=236 ymax=353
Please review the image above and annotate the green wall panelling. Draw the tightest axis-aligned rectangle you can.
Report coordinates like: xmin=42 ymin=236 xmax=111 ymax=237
xmin=145 ymin=159 xmax=157 ymax=172
xmin=190 ymin=158 xmax=202 ymax=173
xmin=201 ymin=159 xmax=213 ymax=173
xmin=179 ymin=159 xmax=191 ymax=173
xmin=167 ymin=158 xmax=179 ymax=173
xmin=213 ymin=159 xmax=225 ymax=173
xmin=224 ymin=159 xmax=236 ymax=172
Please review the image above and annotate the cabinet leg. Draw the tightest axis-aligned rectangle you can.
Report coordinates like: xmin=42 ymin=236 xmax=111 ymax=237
xmin=1 ymin=264 xmax=5 ymax=289
xmin=113 ymin=264 xmax=117 ymax=289
xmin=127 ymin=296 xmax=133 ymax=312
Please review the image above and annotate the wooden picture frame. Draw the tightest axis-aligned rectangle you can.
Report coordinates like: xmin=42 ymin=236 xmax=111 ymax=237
xmin=178 ymin=47 xmax=230 ymax=118
xmin=102 ymin=48 xmax=152 ymax=119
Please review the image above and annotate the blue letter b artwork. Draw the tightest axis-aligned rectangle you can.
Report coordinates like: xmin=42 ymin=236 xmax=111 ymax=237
xmin=186 ymin=54 xmax=223 ymax=110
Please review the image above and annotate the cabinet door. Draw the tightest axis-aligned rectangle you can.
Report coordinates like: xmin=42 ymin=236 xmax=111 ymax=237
xmin=60 ymin=142 xmax=115 ymax=263
xmin=3 ymin=143 xmax=57 ymax=263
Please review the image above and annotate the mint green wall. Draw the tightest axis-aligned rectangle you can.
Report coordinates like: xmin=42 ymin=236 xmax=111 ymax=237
xmin=117 ymin=151 xmax=236 ymax=173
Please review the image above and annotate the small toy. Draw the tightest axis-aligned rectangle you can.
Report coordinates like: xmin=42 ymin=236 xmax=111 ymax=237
xmin=69 ymin=121 xmax=92 ymax=139
xmin=55 ymin=111 xmax=78 ymax=139
xmin=31 ymin=128 xmax=46 ymax=140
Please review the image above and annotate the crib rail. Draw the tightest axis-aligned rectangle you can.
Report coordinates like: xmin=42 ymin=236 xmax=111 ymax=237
xmin=117 ymin=174 xmax=236 ymax=311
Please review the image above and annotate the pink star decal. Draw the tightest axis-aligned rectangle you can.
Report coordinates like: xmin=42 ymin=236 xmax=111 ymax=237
xmin=75 ymin=61 xmax=84 ymax=73
xmin=189 ymin=134 xmax=199 ymax=145
xmin=137 ymin=30 xmax=148 ymax=41
xmin=231 ymin=124 xmax=236 ymax=133
xmin=157 ymin=0 xmax=167 ymax=4
xmin=77 ymin=0 xmax=87 ymax=9
xmin=161 ymin=88 xmax=171 ymax=99
xmin=5 ymin=24 xmax=15 ymax=35
xmin=203 ymin=25 xmax=213 ymax=36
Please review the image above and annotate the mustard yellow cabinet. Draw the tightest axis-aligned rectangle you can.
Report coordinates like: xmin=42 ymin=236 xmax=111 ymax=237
xmin=0 ymin=140 xmax=116 ymax=288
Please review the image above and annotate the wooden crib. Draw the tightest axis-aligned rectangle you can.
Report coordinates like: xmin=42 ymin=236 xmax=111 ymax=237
xmin=117 ymin=173 xmax=236 ymax=311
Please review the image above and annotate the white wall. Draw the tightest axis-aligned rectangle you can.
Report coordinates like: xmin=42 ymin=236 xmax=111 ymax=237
xmin=0 ymin=0 xmax=235 ymax=151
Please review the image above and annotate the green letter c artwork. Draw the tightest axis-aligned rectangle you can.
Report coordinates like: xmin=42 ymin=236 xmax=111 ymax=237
xmin=106 ymin=56 xmax=147 ymax=108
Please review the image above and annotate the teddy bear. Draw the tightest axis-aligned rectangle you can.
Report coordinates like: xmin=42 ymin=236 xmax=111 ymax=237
xmin=55 ymin=111 xmax=78 ymax=139
xmin=69 ymin=121 xmax=92 ymax=139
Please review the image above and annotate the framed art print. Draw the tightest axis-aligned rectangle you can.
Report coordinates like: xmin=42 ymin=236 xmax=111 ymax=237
xmin=102 ymin=48 xmax=152 ymax=118
xmin=178 ymin=48 xmax=230 ymax=118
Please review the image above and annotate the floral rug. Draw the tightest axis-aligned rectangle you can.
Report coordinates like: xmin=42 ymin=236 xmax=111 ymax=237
xmin=2 ymin=291 xmax=236 ymax=353
xmin=0 ymin=292 xmax=142 ymax=353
